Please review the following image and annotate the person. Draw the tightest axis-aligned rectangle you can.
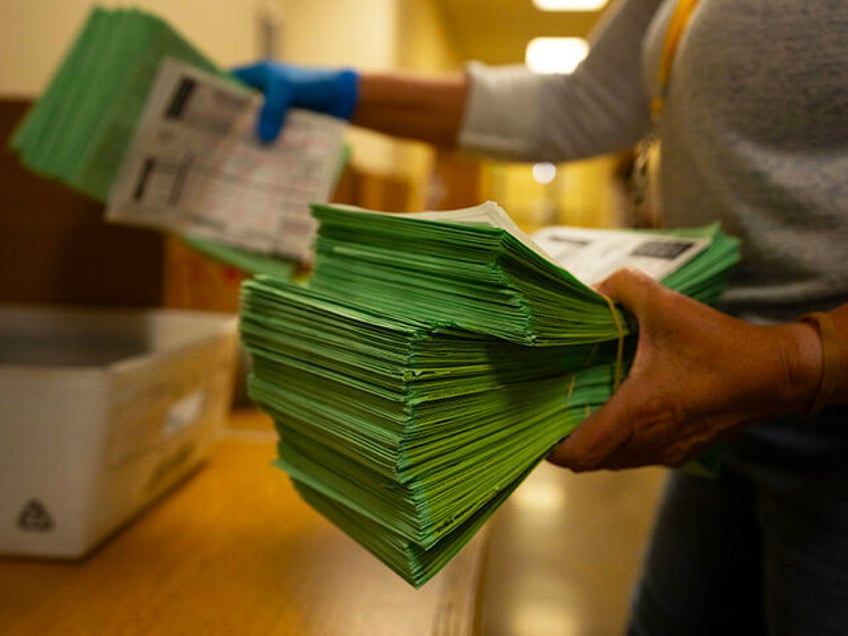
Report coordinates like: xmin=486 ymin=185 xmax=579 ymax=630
xmin=233 ymin=0 xmax=848 ymax=633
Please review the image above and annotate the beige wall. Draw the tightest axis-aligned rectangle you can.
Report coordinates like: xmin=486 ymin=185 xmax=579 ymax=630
xmin=278 ymin=0 xmax=397 ymax=69
xmin=0 ymin=0 xmax=427 ymax=95
xmin=0 ymin=0 xmax=261 ymax=97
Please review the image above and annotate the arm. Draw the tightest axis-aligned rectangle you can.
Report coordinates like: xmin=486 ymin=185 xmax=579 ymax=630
xmin=547 ymin=268 xmax=847 ymax=471
xmin=459 ymin=0 xmax=664 ymax=162
xmin=352 ymin=72 xmax=469 ymax=148
xmin=349 ymin=0 xmax=660 ymax=154
xmin=232 ymin=61 xmax=469 ymax=147
xmin=236 ymin=0 xmax=663 ymax=160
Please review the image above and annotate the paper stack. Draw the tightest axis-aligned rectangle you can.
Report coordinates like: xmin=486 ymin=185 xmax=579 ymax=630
xmin=9 ymin=7 xmax=226 ymax=202
xmin=240 ymin=277 xmax=626 ymax=587
xmin=9 ymin=6 xmax=345 ymax=271
xmin=240 ymin=201 xmax=740 ymax=587
xmin=308 ymin=202 xmax=740 ymax=345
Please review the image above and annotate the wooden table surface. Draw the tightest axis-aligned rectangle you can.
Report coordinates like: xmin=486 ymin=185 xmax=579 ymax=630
xmin=0 ymin=410 xmax=485 ymax=636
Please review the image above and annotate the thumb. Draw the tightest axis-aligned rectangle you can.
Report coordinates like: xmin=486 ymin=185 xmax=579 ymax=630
xmin=596 ymin=267 xmax=665 ymax=317
xmin=547 ymin=388 xmax=636 ymax=471
xmin=257 ymin=78 xmax=293 ymax=143
xmin=231 ymin=63 xmax=266 ymax=89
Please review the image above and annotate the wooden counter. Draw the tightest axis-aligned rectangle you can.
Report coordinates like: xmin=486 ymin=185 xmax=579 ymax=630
xmin=0 ymin=410 xmax=484 ymax=636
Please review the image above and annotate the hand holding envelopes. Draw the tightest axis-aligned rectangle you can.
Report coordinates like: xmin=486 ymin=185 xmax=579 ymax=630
xmin=240 ymin=201 xmax=741 ymax=587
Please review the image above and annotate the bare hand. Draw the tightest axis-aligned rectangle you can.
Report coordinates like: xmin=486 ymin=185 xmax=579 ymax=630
xmin=548 ymin=268 xmax=822 ymax=471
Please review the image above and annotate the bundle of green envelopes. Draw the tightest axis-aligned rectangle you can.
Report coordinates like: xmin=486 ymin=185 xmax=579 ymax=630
xmin=9 ymin=6 xmax=228 ymax=202
xmin=8 ymin=6 xmax=302 ymax=278
xmin=240 ymin=201 xmax=741 ymax=587
xmin=308 ymin=202 xmax=740 ymax=345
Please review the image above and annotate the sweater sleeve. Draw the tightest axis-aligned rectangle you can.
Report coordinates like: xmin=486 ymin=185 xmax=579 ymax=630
xmin=458 ymin=0 xmax=664 ymax=162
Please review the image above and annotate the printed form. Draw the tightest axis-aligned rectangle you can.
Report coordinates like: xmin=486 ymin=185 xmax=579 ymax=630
xmin=107 ymin=58 xmax=346 ymax=262
xmin=532 ymin=225 xmax=710 ymax=285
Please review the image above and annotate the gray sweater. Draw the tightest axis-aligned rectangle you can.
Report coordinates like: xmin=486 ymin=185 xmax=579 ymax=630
xmin=459 ymin=0 xmax=848 ymax=323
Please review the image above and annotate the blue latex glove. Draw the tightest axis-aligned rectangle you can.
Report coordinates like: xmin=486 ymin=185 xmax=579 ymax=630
xmin=232 ymin=62 xmax=359 ymax=143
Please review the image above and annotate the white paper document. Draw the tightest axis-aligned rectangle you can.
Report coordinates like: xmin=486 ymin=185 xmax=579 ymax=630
xmin=531 ymin=225 xmax=710 ymax=285
xmin=107 ymin=58 xmax=346 ymax=262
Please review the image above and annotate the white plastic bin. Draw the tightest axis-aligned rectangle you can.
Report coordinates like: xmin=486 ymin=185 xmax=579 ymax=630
xmin=0 ymin=305 xmax=238 ymax=558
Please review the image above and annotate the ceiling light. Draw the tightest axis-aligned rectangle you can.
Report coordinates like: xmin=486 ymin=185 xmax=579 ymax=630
xmin=533 ymin=0 xmax=608 ymax=10
xmin=532 ymin=162 xmax=557 ymax=184
xmin=526 ymin=37 xmax=589 ymax=74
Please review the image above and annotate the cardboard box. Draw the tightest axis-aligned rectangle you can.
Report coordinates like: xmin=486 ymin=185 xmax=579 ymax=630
xmin=0 ymin=305 xmax=238 ymax=558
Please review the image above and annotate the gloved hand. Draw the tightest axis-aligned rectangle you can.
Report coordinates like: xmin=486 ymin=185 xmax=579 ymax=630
xmin=232 ymin=61 xmax=359 ymax=143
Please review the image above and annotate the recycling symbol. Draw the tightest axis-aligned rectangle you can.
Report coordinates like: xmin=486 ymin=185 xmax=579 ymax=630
xmin=17 ymin=498 xmax=55 ymax=532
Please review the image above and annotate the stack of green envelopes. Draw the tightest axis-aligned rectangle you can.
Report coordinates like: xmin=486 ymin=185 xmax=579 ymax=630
xmin=308 ymin=202 xmax=740 ymax=346
xmin=240 ymin=277 xmax=629 ymax=587
xmin=8 ymin=6 xmax=302 ymax=278
xmin=240 ymin=202 xmax=740 ymax=587
xmin=10 ymin=6 xmax=228 ymax=203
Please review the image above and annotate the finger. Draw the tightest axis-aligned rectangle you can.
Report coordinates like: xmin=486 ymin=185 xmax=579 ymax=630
xmin=547 ymin=387 xmax=637 ymax=471
xmin=258 ymin=79 xmax=293 ymax=143
xmin=231 ymin=63 xmax=267 ymax=89
xmin=596 ymin=267 xmax=665 ymax=317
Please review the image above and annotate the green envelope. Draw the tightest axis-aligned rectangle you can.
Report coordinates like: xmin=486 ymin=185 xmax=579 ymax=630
xmin=9 ymin=6 xmax=296 ymax=278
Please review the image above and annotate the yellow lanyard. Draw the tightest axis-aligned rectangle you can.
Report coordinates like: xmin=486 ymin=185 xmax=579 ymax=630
xmin=651 ymin=0 xmax=700 ymax=120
